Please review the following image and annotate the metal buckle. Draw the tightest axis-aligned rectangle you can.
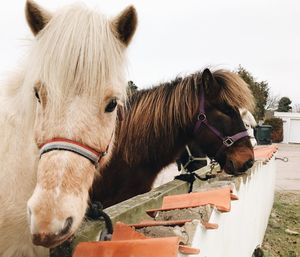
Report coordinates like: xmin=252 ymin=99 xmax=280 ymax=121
xmin=223 ymin=137 xmax=234 ymax=147
xmin=101 ymin=151 xmax=108 ymax=157
xmin=197 ymin=113 xmax=206 ymax=121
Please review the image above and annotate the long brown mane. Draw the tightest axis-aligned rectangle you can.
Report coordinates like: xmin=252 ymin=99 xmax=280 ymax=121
xmin=213 ymin=70 xmax=255 ymax=112
xmin=116 ymin=74 xmax=199 ymax=165
xmin=115 ymin=69 xmax=254 ymax=165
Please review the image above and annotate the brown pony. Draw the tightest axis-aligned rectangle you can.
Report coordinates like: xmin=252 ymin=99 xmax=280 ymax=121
xmin=91 ymin=69 xmax=255 ymax=208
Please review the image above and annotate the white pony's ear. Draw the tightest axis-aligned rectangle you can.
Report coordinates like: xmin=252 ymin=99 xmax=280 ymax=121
xmin=25 ymin=0 xmax=52 ymax=36
xmin=111 ymin=6 xmax=138 ymax=46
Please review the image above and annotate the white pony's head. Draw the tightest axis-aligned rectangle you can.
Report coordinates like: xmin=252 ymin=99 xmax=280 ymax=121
xmin=240 ymin=108 xmax=257 ymax=146
xmin=25 ymin=0 xmax=137 ymax=247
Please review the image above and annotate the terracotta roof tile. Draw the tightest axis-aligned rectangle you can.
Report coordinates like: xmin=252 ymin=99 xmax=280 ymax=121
xmin=73 ymin=222 xmax=200 ymax=257
xmin=254 ymin=145 xmax=278 ymax=161
xmin=147 ymin=186 xmax=232 ymax=217
xmin=129 ymin=219 xmax=192 ymax=229
xmin=73 ymin=237 xmax=179 ymax=257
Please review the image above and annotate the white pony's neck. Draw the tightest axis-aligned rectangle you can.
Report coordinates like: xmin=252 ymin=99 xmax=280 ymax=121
xmin=0 ymin=3 xmax=131 ymax=255
xmin=0 ymin=71 xmax=36 ymax=131
xmin=0 ymin=71 xmax=45 ymax=256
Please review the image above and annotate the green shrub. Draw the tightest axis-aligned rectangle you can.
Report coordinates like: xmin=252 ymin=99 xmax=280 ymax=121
xmin=263 ymin=118 xmax=283 ymax=143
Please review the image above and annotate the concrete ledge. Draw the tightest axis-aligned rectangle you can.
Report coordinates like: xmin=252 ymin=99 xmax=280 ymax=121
xmin=51 ymin=165 xmax=220 ymax=256
xmin=51 ymin=152 xmax=276 ymax=257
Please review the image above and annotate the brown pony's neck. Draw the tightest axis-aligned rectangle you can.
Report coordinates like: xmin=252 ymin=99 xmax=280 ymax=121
xmin=115 ymin=74 xmax=200 ymax=169
xmin=91 ymin=73 xmax=201 ymax=208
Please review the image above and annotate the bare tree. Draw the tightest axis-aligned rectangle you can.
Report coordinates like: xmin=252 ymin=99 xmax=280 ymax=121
xmin=293 ymin=104 xmax=300 ymax=113
xmin=265 ymin=92 xmax=280 ymax=111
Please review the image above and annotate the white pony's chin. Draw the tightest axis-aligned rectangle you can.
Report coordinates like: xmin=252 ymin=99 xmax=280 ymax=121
xmin=32 ymin=231 xmax=75 ymax=248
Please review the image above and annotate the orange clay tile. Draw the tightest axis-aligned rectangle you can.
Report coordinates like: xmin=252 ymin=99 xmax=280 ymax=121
xmin=203 ymin=222 xmax=219 ymax=229
xmin=230 ymin=193 xmax=239 ymax=200
xmin=112 ymin=222 xmax=147 ymax=241
xmin=113 ymin=223 xmax=200 ymax=255
xmin=254 ymin=145 xmax=278 ymax=161
xmin=72 ymin=237 xmax=180 ymax=257
xmin=117 ymin=223 xmax=201 ymax=254
xmin=147 ymin=187 xmax=232 ymax=217
xmin=179 ymin=245 xmax=200 ymax=255
xmin=73 ymin=222 xmax=200 ymax=257
xmin=129 ymin=219 xmax=192 ymax=229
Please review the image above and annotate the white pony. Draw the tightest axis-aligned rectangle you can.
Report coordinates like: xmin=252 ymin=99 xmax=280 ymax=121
xmin=0 ymin=1 xmax=137 ymax=256
xmin=240 ymin=108 xmax=257 ymax=146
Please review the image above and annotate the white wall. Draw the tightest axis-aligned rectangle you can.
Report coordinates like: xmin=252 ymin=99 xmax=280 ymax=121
xmin=179 ymin=156 xmax=276 ymax=257
xmin=274 ymin=112 xmax=300 ymax=143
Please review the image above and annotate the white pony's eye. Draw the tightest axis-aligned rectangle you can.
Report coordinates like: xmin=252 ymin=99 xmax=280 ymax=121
xmin=105 ymin=98 xmax=118 ymax=113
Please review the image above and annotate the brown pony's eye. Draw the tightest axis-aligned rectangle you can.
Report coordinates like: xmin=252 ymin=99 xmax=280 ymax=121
xmin=105 ymin=98 xmax=117 ymax=113
xmin=34 ymin=88 xmax=41 ymax=103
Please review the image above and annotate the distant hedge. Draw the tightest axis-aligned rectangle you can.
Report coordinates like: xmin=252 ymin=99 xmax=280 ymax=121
xmin=263 ymin=118 xmax=283 ymax=143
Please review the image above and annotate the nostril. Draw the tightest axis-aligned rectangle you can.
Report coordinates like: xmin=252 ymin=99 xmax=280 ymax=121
xmin=242 ymin=159 xmax=254 ymax=171
xmin=249 ymin=159 xmax=254 ymax=167
xmin=246 ymin=159 xmax=254 ymax=169
xmin=60 ymin=216 xmax=73 ymax=236
xmin=27 ymin=207 xmax=32 ymax=217
xmin=229 ymin=160 xmax=235 ymax=172
xmin=27 ymin=207 xmax=32 ymax=225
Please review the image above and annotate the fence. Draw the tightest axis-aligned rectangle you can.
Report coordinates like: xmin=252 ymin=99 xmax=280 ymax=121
xmin=52 ymin=145 xmax=277 ymax=257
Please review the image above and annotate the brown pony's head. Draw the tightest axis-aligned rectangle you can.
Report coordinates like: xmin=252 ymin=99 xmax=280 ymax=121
xmin=192 ymin=69 xmax=255 ymax=175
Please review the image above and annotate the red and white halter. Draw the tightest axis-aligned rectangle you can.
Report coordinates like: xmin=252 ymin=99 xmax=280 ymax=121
xmin=39 ymin=138 xmax=110 ymax=167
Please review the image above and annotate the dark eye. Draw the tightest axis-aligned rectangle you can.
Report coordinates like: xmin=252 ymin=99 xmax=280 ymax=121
xmin=105 ymin=98 xmax=118 ymax=113
xmin=223 ymin=106 xmax=236 ymax=116
xmin=34 ymin=88 xmax=41 ymax=103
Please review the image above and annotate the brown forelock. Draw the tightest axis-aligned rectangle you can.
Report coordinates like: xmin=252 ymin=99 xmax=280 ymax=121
xmin=213 ymin=70 xmax=255 ymax=112
xmin=115 ymin=73 xmax=201 ymax=164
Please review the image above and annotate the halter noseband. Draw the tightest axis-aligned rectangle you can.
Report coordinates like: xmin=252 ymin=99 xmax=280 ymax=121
xmin=39 ymin=138 xmax=111 ymax=167
xmin=193 ymin=86 xmax=249 ymax=159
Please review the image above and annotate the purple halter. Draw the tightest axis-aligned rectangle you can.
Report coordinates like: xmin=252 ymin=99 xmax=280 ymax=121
xmin=193 ymin=86 xmax=249 ymax=159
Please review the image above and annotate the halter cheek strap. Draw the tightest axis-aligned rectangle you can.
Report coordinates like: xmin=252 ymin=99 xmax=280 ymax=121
xmin=194 ymin=85 xmax=249 ymax=157
xmin=39 ymin=138 xmax=110 ymax=167
xmin=182 ymin=145 xmax=208 ymax=170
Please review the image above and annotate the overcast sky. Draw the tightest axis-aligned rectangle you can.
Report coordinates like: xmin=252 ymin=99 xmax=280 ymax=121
xmin=0 ymin=0 xmax=299 ymax=105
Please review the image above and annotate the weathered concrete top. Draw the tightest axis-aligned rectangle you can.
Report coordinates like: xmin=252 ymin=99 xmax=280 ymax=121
xmin=51 ymin=146 xmax=277 ymax=257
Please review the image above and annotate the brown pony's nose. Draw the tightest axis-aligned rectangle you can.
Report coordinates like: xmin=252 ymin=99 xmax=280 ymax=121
xmin=242 ymin=159 xmax=254 ymax=171
xmin=224 ymin=158 xmax=254 ymax=175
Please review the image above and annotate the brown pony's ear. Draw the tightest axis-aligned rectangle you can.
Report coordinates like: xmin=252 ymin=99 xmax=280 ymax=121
xmin=25 ymin=0 xmax=52 ymax=36
xmin=111 ymin=6 xmax=138 ymax=46
xmin=202 ymin=68 xmax=221 ymax=99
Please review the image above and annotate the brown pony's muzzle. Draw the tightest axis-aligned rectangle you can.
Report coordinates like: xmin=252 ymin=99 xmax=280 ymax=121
xmin=224 ymin=157 xmax=254 ymax=175
xmin=223 ymin=143 xmax=254 ymax=175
